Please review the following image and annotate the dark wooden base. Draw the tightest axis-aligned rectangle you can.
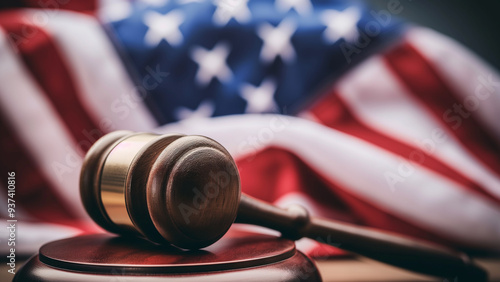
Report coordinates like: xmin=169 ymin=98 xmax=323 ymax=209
xmin=14 ymin=232 xmax=321 ymax=281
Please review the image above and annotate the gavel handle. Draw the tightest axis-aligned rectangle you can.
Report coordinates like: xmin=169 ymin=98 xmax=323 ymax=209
xmin=235 ymin=194 xmax=487 ymax=281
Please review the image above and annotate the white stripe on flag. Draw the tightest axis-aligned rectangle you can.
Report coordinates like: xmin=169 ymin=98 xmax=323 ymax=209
xmin=28 ymin=9 xmax=157 ymax=132
xmin=157 ymin=114 xmax=500 ymax=250
xmin=336 ymin=56 xmax=500 ymax=199
xmin=407 ymin=27 xmax=500 ymax=143
xmin=0 ymin=28 xmax=87 ymax=219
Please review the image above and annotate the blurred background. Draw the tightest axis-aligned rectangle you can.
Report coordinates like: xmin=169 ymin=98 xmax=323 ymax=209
xmin=371 ymin=0 xmax=500 ymax=70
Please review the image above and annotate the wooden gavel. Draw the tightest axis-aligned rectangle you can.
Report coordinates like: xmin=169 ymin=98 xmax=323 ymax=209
xmin=80 ymin=131 xmax=487 ymax=281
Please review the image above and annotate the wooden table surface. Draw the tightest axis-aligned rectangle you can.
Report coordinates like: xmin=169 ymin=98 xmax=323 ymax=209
xmin=2 ymin=256 xmax=499 ymax=281
xmin=315 ymin=256 xmax=500 ymax=281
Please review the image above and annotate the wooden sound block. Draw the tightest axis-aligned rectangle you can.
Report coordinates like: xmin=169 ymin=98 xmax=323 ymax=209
xmin=14 ymin=232 xmax=321 ymax=281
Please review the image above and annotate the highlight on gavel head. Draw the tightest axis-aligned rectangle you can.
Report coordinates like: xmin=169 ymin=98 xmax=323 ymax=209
xmin=80 ymin=131 xmax=241 ymax=249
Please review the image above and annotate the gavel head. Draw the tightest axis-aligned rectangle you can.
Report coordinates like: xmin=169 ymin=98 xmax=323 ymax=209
xmin=80 ymin=131 xmax=241 ymax=249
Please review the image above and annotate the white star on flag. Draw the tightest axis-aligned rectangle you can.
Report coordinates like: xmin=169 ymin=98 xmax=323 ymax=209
xmin=190 ymin=42 xmax=233 ymax=86
xmin=275 ymin=0 xmax=312 ymax=16
xmin=257 ymin=18 xmax=297 ymax=64
xmin=320 ymin=7 xmax=361 ymax=44
xmin=213 ymin=0 xmax=251 ymax=26
xmin=143 ymin=10 xmax=184 ymax=47
xmin=240 ymin=78 xmax=278 ymax=113
xmin=175 ymin=100 xmax=215 ymax=120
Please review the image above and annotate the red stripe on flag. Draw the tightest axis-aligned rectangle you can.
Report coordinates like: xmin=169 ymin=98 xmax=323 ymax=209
xmin=0 ymin=12 xmax=103 ymax=152
xmin=306 ymin=89 xmax=500 ymax=205
xmin=0 ymin=111 xmax=80 ymax=225
xmin=20 ymin=0 xmax=97 ymax=14
xmin=384 ymin=42 xmax=500 ymax=176
xmin=236 ymin=147 xmax=458 ymax=248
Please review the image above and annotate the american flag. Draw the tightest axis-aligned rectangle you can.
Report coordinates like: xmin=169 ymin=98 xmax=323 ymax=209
xmin=1 ymin=0 xmax=500 ymax=257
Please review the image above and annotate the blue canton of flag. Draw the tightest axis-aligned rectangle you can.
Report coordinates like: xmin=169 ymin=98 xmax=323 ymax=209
xmin=106 ymin=0 xmax=404 ymax=124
